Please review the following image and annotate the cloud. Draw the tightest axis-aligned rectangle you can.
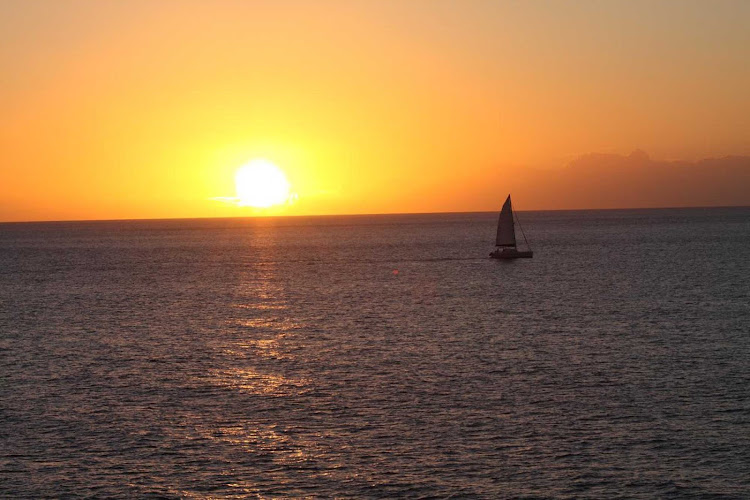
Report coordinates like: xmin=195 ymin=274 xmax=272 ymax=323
xmin=479 ymin=151 xmax=750 ymax=210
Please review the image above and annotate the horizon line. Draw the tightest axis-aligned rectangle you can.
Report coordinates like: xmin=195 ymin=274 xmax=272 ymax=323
xmin=1 ymin=203 xmax=748 ymax=225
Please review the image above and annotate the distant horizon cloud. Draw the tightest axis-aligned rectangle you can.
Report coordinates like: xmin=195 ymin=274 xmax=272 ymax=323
xmin=471 ymin=150 xmax=750 ymax=212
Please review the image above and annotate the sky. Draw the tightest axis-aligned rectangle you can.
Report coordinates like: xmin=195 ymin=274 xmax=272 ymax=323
xmin=1 ymin=0 xmax=748 ymax=221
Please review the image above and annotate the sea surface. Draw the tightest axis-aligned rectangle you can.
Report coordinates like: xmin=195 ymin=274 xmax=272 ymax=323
xmin=1 ymin=208 xmax=749 ymax=498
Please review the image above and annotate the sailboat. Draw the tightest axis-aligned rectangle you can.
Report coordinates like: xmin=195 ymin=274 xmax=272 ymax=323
xmin=489 ymin=194 xmax=533 ymax=259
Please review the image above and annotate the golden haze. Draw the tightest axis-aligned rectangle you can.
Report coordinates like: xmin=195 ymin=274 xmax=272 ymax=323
xmin=1 ymin=1 xmax=748 ymax=222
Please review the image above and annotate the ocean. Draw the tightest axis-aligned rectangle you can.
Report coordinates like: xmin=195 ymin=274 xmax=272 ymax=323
xmin=1 ymin=207 xmax=749 ymax=498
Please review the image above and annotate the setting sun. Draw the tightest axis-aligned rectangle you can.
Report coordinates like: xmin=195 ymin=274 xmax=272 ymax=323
xmin=235 ymin=159 xmax=291 ymax=208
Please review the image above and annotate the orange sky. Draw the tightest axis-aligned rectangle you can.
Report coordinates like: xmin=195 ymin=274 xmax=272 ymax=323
xmin=1 ymin=0 xmax=748 ymax=222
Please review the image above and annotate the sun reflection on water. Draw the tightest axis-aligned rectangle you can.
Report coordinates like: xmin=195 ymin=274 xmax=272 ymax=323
xmin=214 ymin=254 xmax=305 ymax=387
xmin=213 ymin=367 xmax=308 ymax=396
xmin=202 ymin=235 xmax=322 ymax=493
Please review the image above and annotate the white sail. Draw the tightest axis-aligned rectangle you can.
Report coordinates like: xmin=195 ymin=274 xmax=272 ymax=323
xmin=495 ymin=195 xmax=516 ymax=247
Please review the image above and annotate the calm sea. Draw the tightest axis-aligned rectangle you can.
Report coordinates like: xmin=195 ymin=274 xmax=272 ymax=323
xmin=1 ymin=208 xmax=749 ymax=498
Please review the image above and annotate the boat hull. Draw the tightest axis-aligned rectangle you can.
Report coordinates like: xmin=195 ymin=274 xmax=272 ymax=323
xmin=490 ymin=248 xmax=533 ymax=259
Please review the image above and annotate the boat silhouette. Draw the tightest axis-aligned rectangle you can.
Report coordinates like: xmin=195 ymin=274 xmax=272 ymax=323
xmin=489 ymin=194 xmax=533 ymax=259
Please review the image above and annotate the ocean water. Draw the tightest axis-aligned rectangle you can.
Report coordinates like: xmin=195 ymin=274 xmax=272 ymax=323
xmin=1 ymin=207 xmax=749 ymax=498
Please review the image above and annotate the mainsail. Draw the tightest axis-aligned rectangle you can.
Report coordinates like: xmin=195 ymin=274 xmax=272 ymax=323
xmin=495 ymin=195 xmax=516 ymax=247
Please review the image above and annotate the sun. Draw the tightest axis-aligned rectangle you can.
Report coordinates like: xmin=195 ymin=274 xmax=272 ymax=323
xmin=235 ymin=159 xmax=291 ymax=208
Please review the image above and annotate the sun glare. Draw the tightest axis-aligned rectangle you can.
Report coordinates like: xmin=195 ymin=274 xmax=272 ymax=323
xmin=235 ymin=159 xmax=291 ymax=208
